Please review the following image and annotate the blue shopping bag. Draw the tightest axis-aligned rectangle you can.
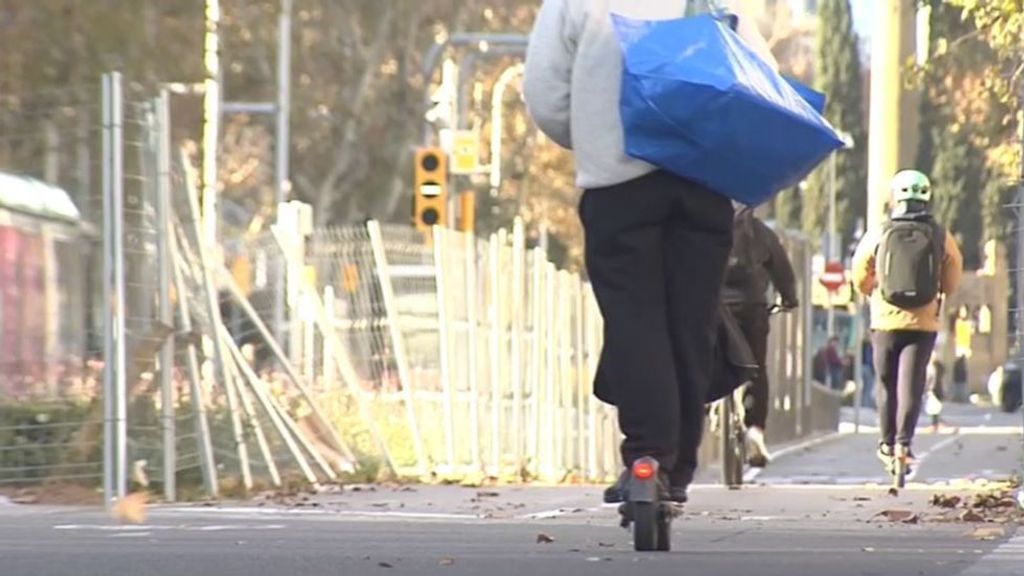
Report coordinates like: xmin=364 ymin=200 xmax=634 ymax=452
xmin=612 ymin=13 xmax=843 ymax=206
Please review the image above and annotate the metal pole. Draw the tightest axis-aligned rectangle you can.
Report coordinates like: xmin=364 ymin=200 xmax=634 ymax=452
xmin=853 ymin=301 xmax=864 ymax=434
xmin=111 ymin=72 xmax=128 ymax=500
xmin=273 ymin=0 xmax=292 ymax=353
xmin=464 ymin=232 xmax=482 ymax=471
xmin=421 ymin=35 xmax=528 ymax=145
xmin=323 ymin=286 xmax=336 ymax=389
xmin=1017 ymin=76 xmax=1024 ymax=510
xmin=489 ymin=64 xmax=524 ymax=196
xmin=276 ymin=0 xmax=292 ymax=207
xmin=156 ymin=90 xmax=176 ymax=501
xmin=510 ymin=220 xmax=525 ymax=470
xmin=222 ymin=332 xmax=319 ymax=484
xmin=169 ymin=230 xmax=219 ymax=497
xmin=182 ymin=147 xmax=254 ymax=490
xmin=488 ymin=234 xmax=501 ymax=475
xmin=829 ymin=152 xmax=838 ymax=262
xmin=220 ymin=266 xmax=348 ymax=478
xmin=367 ymin=221 xmax=427 ymax=475
xmin=867 ymin=1 xmax=905 ymax=231
xmin=218 ymin=326 xmax=282 ymax=487
xmin=433 ymin=227 xmax=457 ymax=470
xmin=828 ymin=153 xmax=837 ymax=339
xmin=202 ymin=0 xmax=221 ymax=245
xmin=100 ymin=73 xmax=114 ymax=508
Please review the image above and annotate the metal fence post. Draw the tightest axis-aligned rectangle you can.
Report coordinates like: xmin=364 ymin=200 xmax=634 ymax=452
xmin=109 ymin=72 xmax=128 ymax=500
xmin=323 ymin=286 xmax=336 ymax=390
xmin=574 ymin=277 xmax=587 ymax=476
xmin=543 ymin=263 xmax=557 ymax=479
xmin=169 ymin=229 xmax=219 ymax=497
xmin=367 ymin=220 xmax=428 ymax=475
xmin=487 ymin=233 xmax=501 ymax=475
xmin=101 ymin=73 xmax=114 ymax=507
xmin=156 ymin=90 xmax=176 ymax=501
xmin=464 ymin=232 xmax=482 ymax=471
xmin=510 ymin=220 xmax=526 ymax=471
xmin=527 ymin=248 xmax=543 ymax=477
xmin=433 ymin=226 xmax=457 ymax=470
xmin=181 ymin=149 xmax=254 ymax=491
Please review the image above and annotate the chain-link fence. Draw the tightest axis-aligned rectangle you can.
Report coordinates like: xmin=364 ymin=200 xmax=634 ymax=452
xmin=0 ymin=81 xmax=101 ymax=489
xmin=2 ymin=72 xmax=844 ymax=505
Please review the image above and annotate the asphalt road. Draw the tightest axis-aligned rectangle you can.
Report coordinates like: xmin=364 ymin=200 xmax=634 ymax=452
xmin=0 ymin=403 xmax=1019 ymax=576
xmin=1 ymin=485 xmax=1021 ymax=576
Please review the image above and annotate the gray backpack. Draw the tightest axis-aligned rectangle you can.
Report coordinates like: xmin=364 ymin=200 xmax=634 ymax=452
xmin=876 ymin=216 xmax=944 ymax=309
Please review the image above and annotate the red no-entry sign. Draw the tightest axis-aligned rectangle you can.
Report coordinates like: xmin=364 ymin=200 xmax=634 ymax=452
xmin=819 ymin=261 xmax=846 ymax=292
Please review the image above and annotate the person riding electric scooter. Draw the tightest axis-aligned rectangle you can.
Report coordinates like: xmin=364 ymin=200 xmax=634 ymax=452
xmin=851 ymin=170 xmax=962 ymax=485
xmin=524 ymin=0 xmax=776 ymax=515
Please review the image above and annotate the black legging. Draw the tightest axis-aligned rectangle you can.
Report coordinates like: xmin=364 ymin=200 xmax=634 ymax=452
xmin=872 ymin=330 xmax=937 ymax=447
xmin=729 ymin=303 xmax=770 ymax=430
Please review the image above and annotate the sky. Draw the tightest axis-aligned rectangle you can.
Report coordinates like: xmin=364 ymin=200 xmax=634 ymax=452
xmin=850 ymin=1 xmax=874 ymax=53
xmin=788 ymin=0 xmax=876 ymax=56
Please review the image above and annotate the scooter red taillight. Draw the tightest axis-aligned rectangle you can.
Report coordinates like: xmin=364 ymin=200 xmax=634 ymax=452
xmin=633 ymin=460 xmax=656 ymax=480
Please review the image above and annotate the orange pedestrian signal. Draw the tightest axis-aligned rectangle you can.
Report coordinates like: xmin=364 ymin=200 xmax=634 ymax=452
xmin=414 ymin=147 xmax=448 ymax=233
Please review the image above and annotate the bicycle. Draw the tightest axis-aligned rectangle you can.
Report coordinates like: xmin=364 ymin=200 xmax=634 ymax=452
xmin=714 ymin=303 xmax=789 ymax=488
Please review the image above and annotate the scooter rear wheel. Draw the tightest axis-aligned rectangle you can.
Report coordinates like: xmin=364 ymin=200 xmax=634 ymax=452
xmin=632 ymin=502 xmax=659 ymax=552
xmin=656 ymin=510 xmax=671 ymax=551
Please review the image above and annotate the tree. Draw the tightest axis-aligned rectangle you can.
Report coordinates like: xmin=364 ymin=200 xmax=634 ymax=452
xmin=804 ymin=0 xmax=867 ymax=250
xmin=772 ymin=186 xmax=803 ymax=231
xmin=914 ymin=0 xmax=1009 ymax=266
xmin=944 ymin=0 xmax=1022 ymax=245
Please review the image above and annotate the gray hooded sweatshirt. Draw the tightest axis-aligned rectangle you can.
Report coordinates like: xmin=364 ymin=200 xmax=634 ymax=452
xmin=523 ymin=0 xmax=777 ymax=190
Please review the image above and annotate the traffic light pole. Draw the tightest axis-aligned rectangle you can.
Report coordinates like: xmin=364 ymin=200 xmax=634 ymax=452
xmin=1016 ymin=60 xmax=1024 ymax=510
xmin=421 ymin=34 xmax=528 ymax=145
xmin=867 ymin=1 xmax=908 ymax=231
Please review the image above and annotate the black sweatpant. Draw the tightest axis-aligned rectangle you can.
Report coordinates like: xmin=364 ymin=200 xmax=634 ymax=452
xmin=871 ymin=330 xmax=938 ymax=447
xmin=581 ymin=171 xmax=733 ymax=485
xmin=730 ymin=303 xmax=771 ymax=431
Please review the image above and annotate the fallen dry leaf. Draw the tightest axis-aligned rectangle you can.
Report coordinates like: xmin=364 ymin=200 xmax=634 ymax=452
xmin=929 ymin=494 xmax=962 ymax=509
xmin=877 ymin=509 xmax=916 ymax=523
xmin=970 ymin=527 xmax=1006 ymax=541
xmin=536 ymin=533 xmax=555 ymax=544
xmin=960 ymin=510 xmax=985 ymax=523
xmin=112 ymin=492 xmax=148 ymax=524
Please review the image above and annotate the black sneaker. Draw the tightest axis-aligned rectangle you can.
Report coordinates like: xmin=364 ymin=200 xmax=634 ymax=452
xmin=667 ymin=486 xmax=688 ymax=504
xmin=603 ymin=469 xmax=629 ymax=504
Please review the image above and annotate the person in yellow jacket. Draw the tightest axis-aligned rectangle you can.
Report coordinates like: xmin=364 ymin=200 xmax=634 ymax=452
xmin=852 ymin=170 xmax=963 ymax=473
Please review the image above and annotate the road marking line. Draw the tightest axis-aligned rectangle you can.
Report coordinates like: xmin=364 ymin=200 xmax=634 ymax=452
xmin=906 ymin=433 xmax=961 ymax=481
xmin=54 ymin=524 xmax=286 ymax=532
xmin=517 ymin=508 xmax=579 ymax=520
xmin=959 ymin=533 xmax=1024 ymax=575
xmin=158 ymin=506 xmax=482 ymax=521
xmin=744 ymin=432 xmax=849 ymax=483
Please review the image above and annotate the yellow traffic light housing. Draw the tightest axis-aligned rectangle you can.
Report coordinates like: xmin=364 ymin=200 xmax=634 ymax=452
xmin=414 ymin=147 xmax=448 ymax=233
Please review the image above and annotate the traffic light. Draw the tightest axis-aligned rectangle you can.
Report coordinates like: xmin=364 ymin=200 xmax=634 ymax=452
xmin=414 ymin=147 xmax=447 ymax=233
